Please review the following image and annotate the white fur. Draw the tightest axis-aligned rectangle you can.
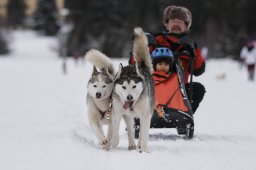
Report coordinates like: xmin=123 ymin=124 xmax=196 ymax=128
xmin=114 ymin=80 xmax=143 ymax=105
xmin=85 ymin=49 xmax=115 ymax=78
xmin=85 ymin=49 xmax=115 ymax=148
xmin=106 ymin=27 xmax=154 ymax=152
xmin=133 ymin=27 xmax=153 ymax=74
xmin=87 ymin=76 xmax=113 ymax=101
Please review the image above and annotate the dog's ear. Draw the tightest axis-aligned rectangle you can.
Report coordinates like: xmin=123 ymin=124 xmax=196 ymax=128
xmin=102 ymin=67 xmax=115 ymax=80
xmin=134 ymin=64 xmax=144 ymax=79
xmin=92 ymin=65 xmax=98 ymax=75
xmin=114 ymin=63 xmax=123 ymax=80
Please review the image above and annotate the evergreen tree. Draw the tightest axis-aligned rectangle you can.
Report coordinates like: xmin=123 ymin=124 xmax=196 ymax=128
xmin=7 ymin=0 xmax=26 ymax=28
xmin=32 ymin=0 xmax=60 ymax=35
xmin=65 ymin=0 xmax=129 ymax=57
xmin=64 ymin=0 xmax=256 ymax=59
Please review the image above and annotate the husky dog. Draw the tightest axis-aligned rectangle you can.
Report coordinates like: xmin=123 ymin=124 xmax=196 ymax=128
xmin=106 ymin=27 xmax=155 ymax=152
xmin=85 ymin=49 xmax=115 ymax=148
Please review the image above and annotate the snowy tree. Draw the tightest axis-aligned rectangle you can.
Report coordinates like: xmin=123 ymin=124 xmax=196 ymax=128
xmin=32 ymin=0 xmax=60 ymax=36
xmin=7 ymin=0 xmax=26 ymax=28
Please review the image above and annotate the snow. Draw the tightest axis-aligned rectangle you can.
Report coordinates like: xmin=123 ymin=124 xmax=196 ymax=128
xmin=0 ymin=30 xmax=256 ymax=170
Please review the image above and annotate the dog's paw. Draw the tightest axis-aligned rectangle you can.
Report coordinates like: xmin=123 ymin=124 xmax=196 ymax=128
xmin=128 ymin=145 xmax=136 ymax=151
xmin=104 ymin=142 xmax=111 ymax=150
xmin=138 ymin=148 xmax=149 ymax=153
xmin=111 ymin=137 xmax=119 ymax=148
xmin=98 ymin=139 xmax=108 ymax=148
xmin=101 ymin=139 xmax=108 ymax=145
xmin=138 ymin=146 xmax=150 ymax=153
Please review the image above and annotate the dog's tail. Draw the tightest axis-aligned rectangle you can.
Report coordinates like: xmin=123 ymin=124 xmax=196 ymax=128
xmin=85 ymin=49 xmax=115 ymax=76
xmin=133 ymin=27 xmax=155 ymax=113
xmin=133 ymin=27 xmax=153 ymax=74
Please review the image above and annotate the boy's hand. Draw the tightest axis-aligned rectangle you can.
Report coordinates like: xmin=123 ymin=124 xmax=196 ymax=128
xmin=155 ymin=105 xmax=164 ymax=118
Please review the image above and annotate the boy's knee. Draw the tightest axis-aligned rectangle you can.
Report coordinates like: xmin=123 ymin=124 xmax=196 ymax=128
xmin=193 ymin=82 xmax=206 ymax=97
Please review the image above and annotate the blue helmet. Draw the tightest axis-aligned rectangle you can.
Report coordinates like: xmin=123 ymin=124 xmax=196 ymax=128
xmin=151 ymin=47 xmax=174 ymax=59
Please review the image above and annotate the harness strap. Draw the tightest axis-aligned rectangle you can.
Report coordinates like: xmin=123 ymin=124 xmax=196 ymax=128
xmin=99 ymin=102 xmax=112 ymax=120
xmin=164 ymin=87 xmax=179 ymax=107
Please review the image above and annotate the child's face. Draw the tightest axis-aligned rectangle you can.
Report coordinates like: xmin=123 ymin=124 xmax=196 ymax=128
xmin=156 ymin=61 xmax=170 ymax=73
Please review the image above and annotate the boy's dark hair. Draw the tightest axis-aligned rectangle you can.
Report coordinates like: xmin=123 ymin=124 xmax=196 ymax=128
xmin=153 ymin=57 xmax=174 ymax=72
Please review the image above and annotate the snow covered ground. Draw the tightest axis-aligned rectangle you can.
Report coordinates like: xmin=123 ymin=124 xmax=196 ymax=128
xmin=0 ymin=30 xmax=256 ymax=170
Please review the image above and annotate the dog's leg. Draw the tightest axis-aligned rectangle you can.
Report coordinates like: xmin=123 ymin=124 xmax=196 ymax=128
xmin=123 ymin=115 xmax=136 ymax=150
xmin=137 ymin=134 xmax=141 ymax=150
xmin=111 ymin=113 xmax=122 ymax=148
xmin=89 ymin=116 xmax=107 ymax=147
xmin=138 ymin=114 xmax=151 ymax=152
xmin=87 ymin=97 xmax=107 ymax=147
xmin=105 ymin=120 xmax=113 ymax=150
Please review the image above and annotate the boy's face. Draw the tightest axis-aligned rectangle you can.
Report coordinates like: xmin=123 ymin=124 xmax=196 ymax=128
xmin=164 ymin=19 xmax=187 ymax=33
xmin=156 ymin=61 xmax=170 ymax=73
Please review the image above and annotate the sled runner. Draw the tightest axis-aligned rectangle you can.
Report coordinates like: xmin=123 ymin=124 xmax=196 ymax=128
xmin=133 ymin=38 xmax=196 ymax=139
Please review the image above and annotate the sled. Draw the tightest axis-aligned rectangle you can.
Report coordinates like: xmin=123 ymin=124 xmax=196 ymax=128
xmin=134 ymin=46 xmax=195 ymax=139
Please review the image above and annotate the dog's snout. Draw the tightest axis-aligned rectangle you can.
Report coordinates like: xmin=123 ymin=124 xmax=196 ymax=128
xmin=96 ymin=92 xmax=102 ymax=98
xmin=127 ymin=95 xmax=133 ymax=101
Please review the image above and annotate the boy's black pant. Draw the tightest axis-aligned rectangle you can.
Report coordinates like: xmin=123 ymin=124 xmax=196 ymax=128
xmin=186 ymin=82 xmax=206 ymax=113
xmin=134 ymin=82 xmax=205 ymax=132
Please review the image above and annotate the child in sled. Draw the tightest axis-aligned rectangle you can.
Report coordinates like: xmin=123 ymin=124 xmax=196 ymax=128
xmin=152 ymin=47 xmax=174 ymax=119
xmin=150 ymin=47 xmax=194 ymax=135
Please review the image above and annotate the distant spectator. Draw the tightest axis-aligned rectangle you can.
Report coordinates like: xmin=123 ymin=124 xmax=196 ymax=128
xmin=240 ymin=40 xmax=256 ymax=81
xmin=201 ymin=46 xmax=209 ymax=60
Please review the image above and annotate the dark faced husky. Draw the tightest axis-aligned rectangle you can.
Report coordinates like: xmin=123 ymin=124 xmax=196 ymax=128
xmin=85 ymin=49 xmax=115 ymax=148
xmin=106 ymin=27 xmax=155 ymax=152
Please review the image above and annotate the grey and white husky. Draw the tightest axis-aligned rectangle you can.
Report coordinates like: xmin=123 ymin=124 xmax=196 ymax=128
xmin=85 ymin=49 xmax=115 ymax=148
xmin=106 ymin=27 xmax=155 ymax=152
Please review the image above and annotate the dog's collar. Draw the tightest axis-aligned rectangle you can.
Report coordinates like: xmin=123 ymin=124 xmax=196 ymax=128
xmin=99 ymin=97 xmax=113 ymax=119
xmin=99 ymin=102 xmax=112 ymax=119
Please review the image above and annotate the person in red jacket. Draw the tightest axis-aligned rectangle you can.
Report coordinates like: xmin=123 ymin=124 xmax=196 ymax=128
xmin=130 ymin=5 xmax=205 ymax=113
xmin=161 ymin=5 xmax=205 ymax=113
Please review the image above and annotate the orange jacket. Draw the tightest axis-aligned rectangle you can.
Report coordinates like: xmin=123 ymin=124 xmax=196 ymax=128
xmin=152 ymin=71 xmax=188 ymax=112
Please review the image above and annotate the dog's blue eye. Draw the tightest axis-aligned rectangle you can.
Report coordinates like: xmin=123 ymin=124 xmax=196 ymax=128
xmin=122 ymin=86 xmax=126 ymax=89
xmin=102 ymin=85 xmax=106 ymax=88
xmin=132 ymin=85 xmax=136 ymax=89
xmin=93 ymin=85 xmax=97 ymax=87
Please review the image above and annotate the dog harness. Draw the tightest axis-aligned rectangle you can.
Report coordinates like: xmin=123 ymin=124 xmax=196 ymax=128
xmin=99 ymin=102 xmax=112 ymax=120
